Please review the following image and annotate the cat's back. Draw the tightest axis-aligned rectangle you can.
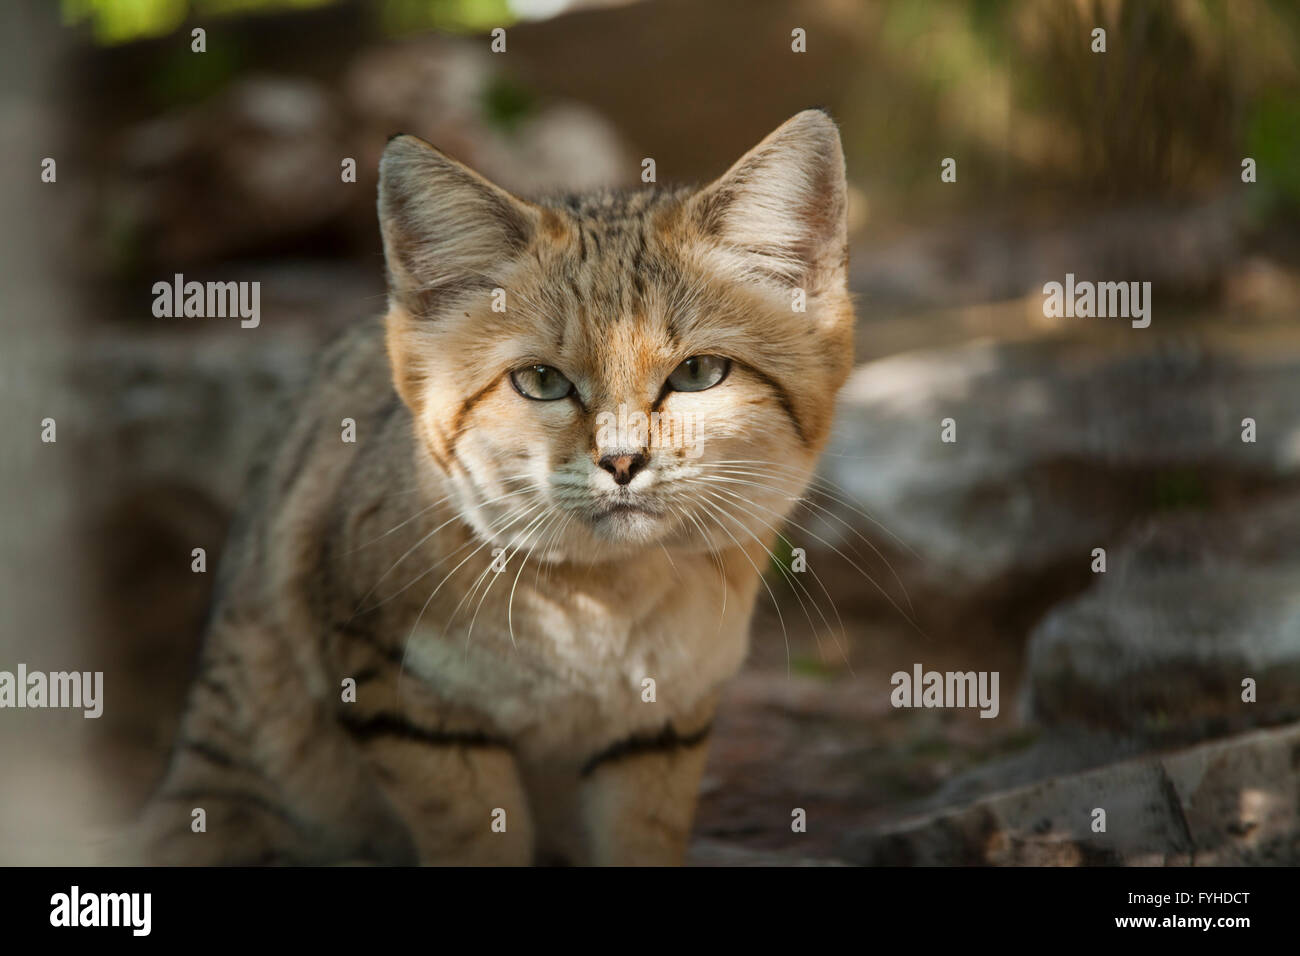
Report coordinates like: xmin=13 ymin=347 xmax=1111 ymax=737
xmin=214 ymin=317 xmax=416 ymax=618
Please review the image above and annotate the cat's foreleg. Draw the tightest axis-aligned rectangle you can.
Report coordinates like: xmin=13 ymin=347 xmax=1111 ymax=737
xmin=576 ymin=716 xmax=714 ymax=866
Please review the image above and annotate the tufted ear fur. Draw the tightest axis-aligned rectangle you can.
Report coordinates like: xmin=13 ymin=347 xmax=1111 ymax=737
xmin=377 ymin=134 xmax=538 ymax=322
xmin=688 ymin=109 xmax=848 ymax=295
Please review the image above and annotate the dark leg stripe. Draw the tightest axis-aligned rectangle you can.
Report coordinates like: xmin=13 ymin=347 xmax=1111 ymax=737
xmin=336 ymin=622 xmax=406 ymax=666
xmin=160 ymin=786 xmax=304 ymax=830
xmin=178 ymin=736 xmax=239 ymax=770
xmin=350 ymin=666 xmax=384 ymax=685
xmin=196 ymin=669 xmax=236 ymax=709
xmin=177 ymin=735 xmax=270 ymax=783
xmin=580 ymin=722 xmax=712 ymax=778
xmin=341 ymin=711 xmax=511 ymax=750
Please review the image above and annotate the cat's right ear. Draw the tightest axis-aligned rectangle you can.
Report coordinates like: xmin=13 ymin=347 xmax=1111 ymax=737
xmin=377 ymin=135 xmax=538 ymax=320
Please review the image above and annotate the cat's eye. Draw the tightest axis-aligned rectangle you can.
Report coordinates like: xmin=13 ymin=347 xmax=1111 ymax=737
xmin=510 ymin=364 xmax=574 ymax=401
xmin=667 ymin=355 xmax=730 ymax=392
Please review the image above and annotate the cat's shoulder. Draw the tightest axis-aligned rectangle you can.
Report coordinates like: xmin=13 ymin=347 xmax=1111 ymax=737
xmin=311 ymin=315 xmax=391 ymax=395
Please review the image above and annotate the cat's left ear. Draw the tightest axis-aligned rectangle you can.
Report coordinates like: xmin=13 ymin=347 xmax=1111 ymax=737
xmin=689 ymin=109 xmax=848 ymax=295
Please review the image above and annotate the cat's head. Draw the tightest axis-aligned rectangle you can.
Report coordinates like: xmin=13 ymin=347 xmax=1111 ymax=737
xmin=378 ymin=110 xmax=853 ymax=563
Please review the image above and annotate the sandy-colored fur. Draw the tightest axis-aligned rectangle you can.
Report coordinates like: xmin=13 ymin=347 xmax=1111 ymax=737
xmin=135 ymin=111 xmax=853 ymax=865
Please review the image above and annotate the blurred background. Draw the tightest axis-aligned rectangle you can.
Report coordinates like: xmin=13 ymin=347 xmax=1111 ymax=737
xmin=2 ymin=0 xmax=1299 ymax=864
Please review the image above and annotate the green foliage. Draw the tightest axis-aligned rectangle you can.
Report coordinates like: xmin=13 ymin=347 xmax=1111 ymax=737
xmin=790 ymin=656 xmax=838 ymax=679
xmin=147 ymin=33 xmax=244 ymax=105
xmin=379 ymin=0 xmax=515 ymax=36
xmin=62 ymin=0 xmax=335 ymax=45
xmin=1246 ymin=95 xmax=1300 ymax=215
xmin=62 ymin=0 xmax=514 ymax=45
xmin=481 ymin=73 xmax=536 ymax=132
xmin=766 ymin=533 xmax=797 ymax=590
xmin=62 ymin=0 xmax=188 ymax=44
xmin=847 ymin=0 xmax=1300 ymax=220
xmin=1151 ymin=469 xmax=1208 ymax=511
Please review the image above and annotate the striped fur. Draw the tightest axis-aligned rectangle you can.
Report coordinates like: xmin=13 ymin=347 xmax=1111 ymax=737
xmin=135 ymin=111 xmax=854 ymax=866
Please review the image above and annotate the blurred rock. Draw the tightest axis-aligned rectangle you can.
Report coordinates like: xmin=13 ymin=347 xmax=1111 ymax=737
xmin=1223 ymin=256 xmax=1300 ymax=316
xmin=843 ymin=722 xmax=1300 ymax=865
xmin=65 ymin=323 xmax=320 ymax=796
xmin=691 ymin=668 xmax=1034 ymax=862
xmin=344 ymin=40 xmax=492 ymax=152
xmin=1023 ymin=493 xmax=1300 ymax=742
xmin=114 ymin=75 xmax=350 ymax=266
xmin=813 ymin=338 xmax=1300 ymax=613
xmin=105 ymin=41 xmax=632 ymax=270
xmin=470 ymin=103 xmax=632 ymax=196
xmin=687 ymin=839 xmax=848 ymax=866
xmin=71 ymin=331 xmax=315 ymax=511
xmin=851 ymin=198 xmax=1239 ymax=312
xmin=345 ymin=40 xmax=631 ymax=196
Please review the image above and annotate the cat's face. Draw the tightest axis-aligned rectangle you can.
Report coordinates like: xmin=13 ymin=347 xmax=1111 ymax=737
xmin=378 ymin=111 xmax=853 ymax=564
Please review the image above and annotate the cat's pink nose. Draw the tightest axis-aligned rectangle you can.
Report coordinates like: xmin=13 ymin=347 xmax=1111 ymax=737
xmin=599 ymin=452 xmax=647 ymax=486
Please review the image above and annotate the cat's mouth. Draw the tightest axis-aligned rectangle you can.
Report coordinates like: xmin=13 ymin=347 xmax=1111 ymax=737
xmin=593 ymin=500 xmax=662 ymax=520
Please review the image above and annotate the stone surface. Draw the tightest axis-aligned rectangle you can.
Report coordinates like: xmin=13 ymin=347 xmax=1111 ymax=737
xmin=691 ymin=669 xmax=1040 ymax=862
xmin=64 ymin=324 xmax=321 ymax=801
xmin=812 ymin=337 xmax=1300 ymax=608
xmin=1022 ymin=494 xmax=1300 ymax=743
xmin=113 ymin=76 xmax=351 ymax=267
xmin=687 ymin=839 xmax=848 ymax=867
xmin=841 ymin=723 xmax=1300 ymax=866
xmin=345 ymin=42 xmax=632 ymax=197
xmin=850 ymin=198 xmax=1239 ymax=311
xmin=104 ymin=42 xmax=632 ymax=269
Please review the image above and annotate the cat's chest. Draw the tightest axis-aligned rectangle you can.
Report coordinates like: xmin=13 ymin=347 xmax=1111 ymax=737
xmin=399 ymin=551 xmax=755 ymax=753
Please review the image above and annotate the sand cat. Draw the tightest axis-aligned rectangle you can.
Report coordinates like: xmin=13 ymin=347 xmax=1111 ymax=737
xmin=137 ymin=110 xmax=853 ymax=865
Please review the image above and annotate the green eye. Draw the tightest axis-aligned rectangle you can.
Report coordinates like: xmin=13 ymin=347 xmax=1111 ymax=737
xmin=667 ymin=355 xmax=730 ymax=392
xmin=510 ymin=364 xmax=574 ymax=401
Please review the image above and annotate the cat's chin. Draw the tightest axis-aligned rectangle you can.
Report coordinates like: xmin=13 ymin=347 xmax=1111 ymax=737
xmin=542 ymin=493 xmax=663 ymax=542
xmin=588 ymin=506 xmax=664 ymax=543
xmin=516 ymin=504 xmax=672 ymax=562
